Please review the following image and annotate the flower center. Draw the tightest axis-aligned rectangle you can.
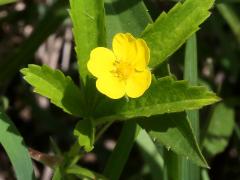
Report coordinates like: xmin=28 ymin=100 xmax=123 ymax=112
xmin=113 ymin=61 xmax=134 ymax=80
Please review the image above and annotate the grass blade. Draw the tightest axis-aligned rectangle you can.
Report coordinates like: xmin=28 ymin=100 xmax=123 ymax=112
xmin=103 ymin=121 xmax=140 ymax=180
xmin=217 ymin=4 xmax=240 ymax=43
xmin=181 ymin=33 xmax=200 ymax=180
xmin=165 ymin=34 xmax=200 ymax=180
xmin=0 ymin=109 xmax=35 ymax=180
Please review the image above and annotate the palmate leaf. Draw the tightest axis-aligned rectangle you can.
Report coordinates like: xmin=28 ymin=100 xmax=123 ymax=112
xmin=21 ymin=65 xmax=85 ymax=117
xmin=137 ymin=113 xmax=209 ymax=168
xmin=93 ymin=76 xmax=220 ymax=125
xmin=142 ymin=0 xmax=215 ymax=68
xmin=69 ymin=0 xmax=106 ymax=83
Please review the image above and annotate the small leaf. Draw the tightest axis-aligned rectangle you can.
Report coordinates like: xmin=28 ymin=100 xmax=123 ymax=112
xmin=202 ymin=103 xmax=234 ymax=157
xmin=0 ymin=109 xmax=35 ymax=180
xmin=21 ymin=64 xmax=85 ymax=117
xmin=142 ymin=0 xmax=215 ymax=68
xmin=69 ymin=0 xmax=106 ymax=83
xmin=74 ymin=119 xmax=95 ymax=152
xmin=93 ymin=76 xmax=220 ymax=125
xmin=138 ymin=113 xmax=209 ymax=168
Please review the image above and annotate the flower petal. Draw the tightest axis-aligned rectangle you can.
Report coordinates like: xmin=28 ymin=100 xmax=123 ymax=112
xmin=112 ymin=33 xmax=137 ymax=62
xmin=113 ymin=33 xmax=150 ymax=71
xmin=87 ymin=47 xmax=116 ymax=78
xmin=126 ymin=69 xmax=152 ymax=98
xmin=96 ymin=76 xmax=126 ymax=99
xmin=134 ymin=39 xmax=150 ymax=71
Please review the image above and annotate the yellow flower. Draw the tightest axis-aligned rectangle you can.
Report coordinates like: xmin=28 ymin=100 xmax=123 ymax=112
xmin=87 ymin=33 xmax=152 ymax=99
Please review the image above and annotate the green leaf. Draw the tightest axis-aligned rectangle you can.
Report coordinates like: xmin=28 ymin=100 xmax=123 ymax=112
xmin=69 ymin=0 xmax=106 ymax=83
xmin=93 ymin=76 xmax=220 ymax=125
xmin=138 ymin=113 xmax=209 ymax=168
xmin=142 ymin=0 xmax=215 ymax=68
xmin=105 ymin=0 xmax=151 ymax=46
xmin=0 ymin=109 xmax=35 ymax=180
xmin=74 ymin=119 xmax=95 ymax=152
xmin=66 ymin=165 xmax=107 ymax=180
xmin=103 ymin=121 xmax=140 ymax=180
xmin=202 ymin=103 xmax=234 ymax=157
xmin=21 ymin=64 xmax=85 ymax=117
xmin=0 ymin=0 xmax=15 ymax=5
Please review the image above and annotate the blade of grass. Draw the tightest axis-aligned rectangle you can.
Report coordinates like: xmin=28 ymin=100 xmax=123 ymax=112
xmin=165 ymin=34 xmax=200 ymax=180
xmin=181 ymin=33 xmax=200 ymax=180
xmin=217 ymin=4 xmax=240 ymax=43
xmin=103 ymin=121 xmax=140 ymax=180
xmin=0 ymin=108 xmax=35 ymax=180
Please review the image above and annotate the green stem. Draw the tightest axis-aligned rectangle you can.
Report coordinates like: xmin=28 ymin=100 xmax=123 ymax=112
xmin=95 ymin=122 xmax=113 ymax=142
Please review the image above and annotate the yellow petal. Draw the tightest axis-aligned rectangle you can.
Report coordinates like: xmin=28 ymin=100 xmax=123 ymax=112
xmin=112 ymin=33 xmax=150 ymax=71
xmin=134 ymin=39 xmax=150 ymax=71
xmin=112 ymin=33 xmax=137 ymax=62
xmin=96 ymin=76 xmax=126 ymax=99
xmin=87 ymin=47 xmax=116 ymax=78
xmin=126 ymin=69 xmax=152 ymax=98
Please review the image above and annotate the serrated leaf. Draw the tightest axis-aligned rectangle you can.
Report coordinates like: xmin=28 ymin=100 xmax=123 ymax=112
xmin=142 ymin=0 xmax=215 ymax=68
xmin=0 ymin=109 xmax=35 ymax=180
xmin=138 ymin=113 xmax=209 ymax=168
xmin=93 ymin=76 xmax=220 ymax=125
xmin=69 ymin=0 xmax=106 ymax=83
xmin=203 ymin=103 xmax=234 ymax=157
xmin=74 ymin=119 xmax=95 ymax=152
xmin=21 ymin=64 xmax=84 ymax=117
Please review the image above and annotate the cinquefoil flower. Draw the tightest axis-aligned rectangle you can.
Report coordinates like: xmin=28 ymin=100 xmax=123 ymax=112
xmin=87 ymin=33 xmax=152 ymax=99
